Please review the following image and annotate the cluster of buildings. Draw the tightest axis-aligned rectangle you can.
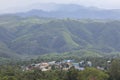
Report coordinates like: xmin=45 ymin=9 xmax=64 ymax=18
xmin=22 ymin=60 xmax=94 ymax=71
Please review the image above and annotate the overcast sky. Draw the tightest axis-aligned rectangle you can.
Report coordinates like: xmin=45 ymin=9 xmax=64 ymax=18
xmin=0 ymin=0 xmax=120 ymax=13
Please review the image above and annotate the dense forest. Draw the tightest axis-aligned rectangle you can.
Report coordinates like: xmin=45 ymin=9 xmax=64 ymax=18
xmin=0 ymin=16 xmax=120 ymax=60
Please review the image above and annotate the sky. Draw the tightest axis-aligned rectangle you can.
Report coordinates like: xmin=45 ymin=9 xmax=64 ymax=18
xmin=0 ymin=0 xmax=120 ymax=13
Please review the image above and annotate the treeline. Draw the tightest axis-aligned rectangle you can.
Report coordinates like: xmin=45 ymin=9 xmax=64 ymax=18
xmin=0 ymin=59 xmax=120 ymax=80
xmin=0 ymin=66 xmax=108 ymax=80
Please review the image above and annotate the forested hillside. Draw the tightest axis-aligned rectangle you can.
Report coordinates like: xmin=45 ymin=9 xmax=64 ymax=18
xmin=0 ymin=16 xmax=120 ymax=59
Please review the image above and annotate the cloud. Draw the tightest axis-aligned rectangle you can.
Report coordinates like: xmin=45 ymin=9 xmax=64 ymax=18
xmin=0 ymin=0 xmax=120 ymax=13
xmin=0 ymin=0 xmax=120 ymax=9
xmin=68 ymin=0 xmax=120 ymax=9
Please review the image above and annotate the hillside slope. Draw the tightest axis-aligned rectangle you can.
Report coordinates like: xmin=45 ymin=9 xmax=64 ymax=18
xmin=0 ymin=16 xmax=120 ymax=58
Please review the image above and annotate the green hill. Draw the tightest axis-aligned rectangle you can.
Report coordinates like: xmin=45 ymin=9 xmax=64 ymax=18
xmin=0 ymin=16 xmax=120 ymax=59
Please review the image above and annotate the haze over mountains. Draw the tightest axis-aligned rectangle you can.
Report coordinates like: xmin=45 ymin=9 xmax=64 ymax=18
xmin=1 ymin=3 xmax=120 ymax=19
xmin=0 ymin=3 xmax=120 ymax=59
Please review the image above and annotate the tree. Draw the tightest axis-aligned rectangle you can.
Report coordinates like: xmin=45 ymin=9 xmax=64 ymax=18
xmin=109 ymin=59 xmax=120 ymax=80
xmin=78 ymin=67 xmax=109 ymax=80
xmin=66 ymin=67 xmax=78 ymax=80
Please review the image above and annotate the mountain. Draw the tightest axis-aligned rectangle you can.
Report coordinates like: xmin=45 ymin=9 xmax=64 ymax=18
xmin=0 ymin=16 xmax=120 ymax=59
xmin=10 ymin=3 xmax=120 ymax=19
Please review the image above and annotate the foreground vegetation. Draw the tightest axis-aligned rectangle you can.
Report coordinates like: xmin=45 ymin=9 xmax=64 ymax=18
xmin=0 ymin=66 xmax=109 ymax=80
xmin=0 ymin=58 xmax=120 ymax=80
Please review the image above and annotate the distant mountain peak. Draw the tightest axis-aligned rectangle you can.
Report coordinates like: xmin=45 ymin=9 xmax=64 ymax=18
xmin=1 ymin=3 xmax=120 ymax=19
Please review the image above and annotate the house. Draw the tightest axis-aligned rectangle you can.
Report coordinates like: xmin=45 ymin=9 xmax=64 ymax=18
xmin=73 ymin=63 xmax=85 ymax=70
xmin=48 ymin=61 xmax=56 ymax=65
xmin=97 ymin=66 xmax=104 ymax=70
xmin=87 ymin=61 xmax=92 ymax=67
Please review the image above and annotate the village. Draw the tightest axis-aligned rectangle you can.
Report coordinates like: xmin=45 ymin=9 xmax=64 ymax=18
xmin=22 ymin=59 xmax=111 ymax=71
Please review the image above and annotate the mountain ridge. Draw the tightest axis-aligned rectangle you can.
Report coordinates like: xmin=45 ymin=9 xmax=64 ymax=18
xmin=1 ymin=3 xmax=120 ymax=19
xmin=0 ymin=16 xmax=120 ymax=59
